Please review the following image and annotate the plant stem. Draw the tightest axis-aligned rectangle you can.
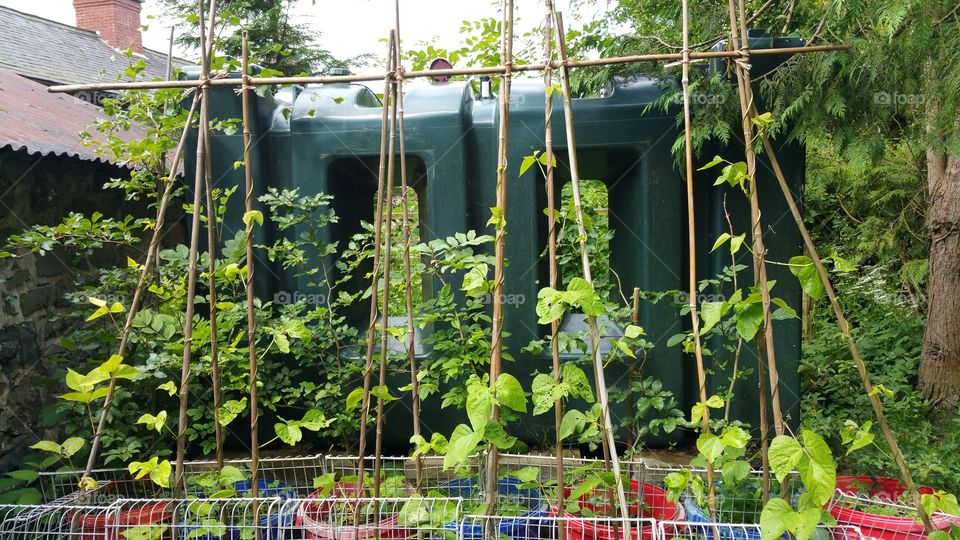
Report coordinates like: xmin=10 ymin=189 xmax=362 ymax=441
xmin=202 ymin=87 xmax=223 ymax=473
xmin=485 ymin=0 xmax=513 ymax=524
xmin=355 ymin=31 xmax=396 ymax=531
xmin=174 ymin=0 xmax=216 ymax=497
xmin=552 ymin=9 xmax=631 ymax=535
xmin=680 ymin=0 xmax=718 ymax=519
xmin=392 ymin=0 xmax=423 ymax=493
xmin=756 ymin=129 xmax=934 ymax=532
xmin=543 ymin=1 xmax=565 ymax=530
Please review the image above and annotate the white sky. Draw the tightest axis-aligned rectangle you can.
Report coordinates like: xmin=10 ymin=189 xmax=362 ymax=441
xmin=0 ymin=0 xmax=609 ymax=62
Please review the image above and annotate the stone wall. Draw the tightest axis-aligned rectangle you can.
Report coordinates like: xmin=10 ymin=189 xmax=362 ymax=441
xmin=0 ymin=148 xmax=148 ymax=470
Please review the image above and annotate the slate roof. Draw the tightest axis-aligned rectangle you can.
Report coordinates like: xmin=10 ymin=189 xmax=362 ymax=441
xmin=0 ymin=69 xmax=145 ymax=164
xmin=0 ymin=5 xmax=190 ymax=87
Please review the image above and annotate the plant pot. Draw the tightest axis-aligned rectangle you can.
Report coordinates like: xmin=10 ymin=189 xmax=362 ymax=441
xmin=296 ymin=482 xmax=412 ymax=540
xmin=829 ymin=476 xmax=960 ymax=540
xmin=439 ymin=476 xmax=550 ymax=540
xmin=68 ymin=501 xmax=173 ymax=540
xmin=552 ymin=480 xmax=683 ymax=540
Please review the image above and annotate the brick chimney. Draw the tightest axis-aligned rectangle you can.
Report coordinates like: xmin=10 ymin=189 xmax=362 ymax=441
xmin=73 ymin=0 xmax=144 ymax=53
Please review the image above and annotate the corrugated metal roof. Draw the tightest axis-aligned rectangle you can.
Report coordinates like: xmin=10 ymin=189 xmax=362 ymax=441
xmin=0 ymin=69 xmax=144 ymax=164
xmin=0 ymin=5 xmax=189 ymax=87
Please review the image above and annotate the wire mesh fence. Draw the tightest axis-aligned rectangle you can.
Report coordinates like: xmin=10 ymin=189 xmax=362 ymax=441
xmin=38 ymin=454 xmax=326 ymax=503
xmin=26 ymin=457 xmax=960 ymax=540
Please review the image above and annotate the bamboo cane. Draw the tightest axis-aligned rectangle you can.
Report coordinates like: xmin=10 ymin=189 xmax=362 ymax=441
xmin=356 ymin=29 xmax=397 ymax=504
xmin=174 ymin=0 xmax=216 ymax=496
xmin=484 ymin=0 xmax=513 ymax=521
xmin=679 ymin=0 xmax=718 ymax=519
xmin=238 ymin=31 xmax=263 ymax=513
xmin=543 ymin=1 xmax=565 ymax=532
xmin=755 ymin=130 xmax=934 ymax=531
xmin=392 ymin=0 xmax=424 ymax=492
xmin=724 ymin=0 xmax=786 ymax=439
xmin=47 ymin=44 xmax=852 ymax=94
xmin=201 ymin=103 xmax=224 ymax=472
xmin=374 ymin=48 xmax=399 ymax=501
xmin=80 ymin=92 xmax=199 ymax=485
xmin=552 ymin=10 xmax=631 ymax=535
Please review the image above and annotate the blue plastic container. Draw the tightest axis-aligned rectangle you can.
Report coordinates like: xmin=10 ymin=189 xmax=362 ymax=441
xmin=683 ymin=496 xmax=766 ymax=540
xmin=441 ymin=477 xmax=549 ymax=540
xmin=179 ymin=480 xmax=297 ymax=540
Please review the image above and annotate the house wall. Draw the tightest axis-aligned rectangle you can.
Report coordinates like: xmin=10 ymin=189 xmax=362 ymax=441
xmin=0 ymin=149 xmax=148 ymax=471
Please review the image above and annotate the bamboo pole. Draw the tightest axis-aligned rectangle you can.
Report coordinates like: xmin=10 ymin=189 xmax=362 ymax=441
xmin=552 ymin=10 xmax=631 ymax=535
xmin=543 ymin=0 xmax=565 ymax=530
xmin=725 ymin=0 xmax=786 ymax=438
xmin=756 ymin=131 xmax=934 ymax=531
xmin=484 ymin=0 xmax=513 ymax=521
xmin=202 ymin=101 xmax=224 ymax=472
xmin=356 ymin=30 xmax=397 ymax=500
xmin=238 ymin=30 xmax=262 ymax=509
xmin=374 ymin=45 xmax=399 ymax=501
xmin=47 ymin=44 xmax=852 ymax=94
xmin=80 ymin=92 xmax=199 ymax=485
xmin=627 ymin=287 xmax=640 ymax=452
xmin=679 ymin=0 xmax=718 ymax=519
xmin=174 ymin=0 xmax=216 ymax=497
xmin=392 ymin=0 xmax=424 ymax=492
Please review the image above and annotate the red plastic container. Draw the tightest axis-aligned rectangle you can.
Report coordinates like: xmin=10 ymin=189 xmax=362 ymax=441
xmin=67 ymin=501 xmax=173 ymax=540
xmin=296 ymin=482 xmax=413 ymax=540
xmin=552 ymin=480 xmax=683 ymax=540
xmin=830 ymin=476 xmax=960 ymax=540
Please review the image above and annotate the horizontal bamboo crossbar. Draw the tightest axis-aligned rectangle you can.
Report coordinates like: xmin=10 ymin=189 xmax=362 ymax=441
xmin=48 ymin=44 xmax=850 ymax=94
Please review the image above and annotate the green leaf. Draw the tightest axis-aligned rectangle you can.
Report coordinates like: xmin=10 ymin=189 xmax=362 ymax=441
xmin=345 ymin=387 xmax=364 ymax=411
xmin=60 ymin=437 xmax=85 ymax=458
xmin=482 ymin=421 xmax=517 ymax=450
xmin=136 ymin=411 xmax=167 ymax=433
xmin=698 ymin=155 xmax=725 ymax=170
xmin=735 ymin=301 xmax=764 ymax=341
xmin=563 ymin=364 xmax=594 ymax=402
xmin=720 ymin=425 xmax=750 ymax=449
xmin=531 ymin=374 xmax=558 ymax=416
xmin=461 ymin=264 xmax=490 ymax=298
xmin=831 ymin=253 xmax=857 ymax=272
xmin=242 ymin=210 xmax=264 ymax=226
xmin=298 ymin=409 xmax=333 ymax=431
xmin=768 ymin=435 xmax=803 ymax=484
xmin=371 ymin=385 xmax=399 ymax=402
xmin=30 ymin=440 xmax=61 ymax=455
xmin=729 ymin=233 xmax=747 ymax=254
xmin=158 ymin=381 xmax=177 ymax=396
xmin=711 ymin=233 xmax=731 ymax=252
xmin=751 ymin=112 xmax=774 ymax=128
xmin=274 ymin=421 xmax=302 ymax=446
xmin=443 ymin=425 xmax=482 ymax=469
xmin=218 ymin=398 xmax=247 ymax=427
xmin=6 ymin=470 xmax=39 ymax=483
xmin=798 ymin=429 xmax=836 ymax=506
xmin=624 ymin=325 xmax=644 ymax=339
xmin=696 ymin=432 xmax=724 ymax=463
xmin=760 ymin=497 xmax=819 ymax=540
xmin=122 ymin=525 xmax=168 ymax=540
xmin=506 ymin=466 xmax=539 ymax=484
xmin=465 ymin=380 xmax=492 ymax=432
xmin=723 ymin=461 xmax=751 ymax=485
xmin=495 ymin=373 xmax=526 ymax=413
xmin=218 ymin=465 xmax=246 ymax=486
xmin=789 ymin=256 xmax=825 ymax=300
xmin=559 ymin=410 xmax=586 ymax=441
xmin=519 ymin=155 xmax=538 ymax=176
xmin=700 ymin=301 xmax=727 ymax=334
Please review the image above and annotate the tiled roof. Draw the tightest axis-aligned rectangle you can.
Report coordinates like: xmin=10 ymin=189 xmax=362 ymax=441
xmin=0 ymin=5 xmax=190 ymax=87
xmin=0 ymin=69 xmax=145 ymax=164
